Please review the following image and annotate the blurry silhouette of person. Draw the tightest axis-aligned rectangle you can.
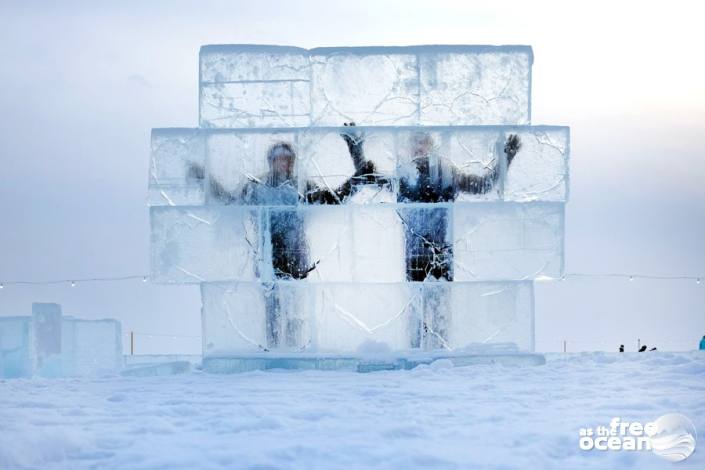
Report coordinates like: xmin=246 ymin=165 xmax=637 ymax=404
xmin=397 ymin=132 xmax=521 ymax=349
xmin=619 ymin=344 xmax=625 ymax=353
xmin=649 ymin=347 xmax=657 ymax=351
xmin=189 ymin=123 xmax=382 ymax=349
xmin=700 ymin=335 xmax=705 ymax=350
xmin=638 ymin=345 xmax=647 ymax=352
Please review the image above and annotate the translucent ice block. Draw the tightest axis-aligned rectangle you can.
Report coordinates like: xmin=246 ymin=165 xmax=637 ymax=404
xmin=0 ymin=316 xmax=33 ymax=378
xmin=205 ymin=129 xmax=299 ymax=205
xmin=61 ymin=318 xmax=123 ymax=376
xmin=149 ymin=128 xmax=206 ymax=206
xmin=150 ymin=206 xmax=262 ymax=283
xmin=199 ymin=45 xmax=532 ymax=128
xmin=396 ymin=129 xmax=504 ymax=203
xmin=200 ymin=45 xmax=311 ymax=128
xmin=313 ymin=283 xmax=416 ymax=352
xmin=453 ymin=202 xmax=564 ymax=280
xmin=418 ymin=48 xmax=531 ymax=125
xmin=299 ymin=128 xmax=396 ymax=203
xmin=309 ymin=49 xmax=418 ymax=126
xmin=32 ymin=302 xmax=62 ymax=377
xmin=305 ymin=205 xmax=405 ymax=283
xmin=201 ymin=282 xmax=312 ymax=354
xmin=446 ymin=282 xmax=534 ymax=351
xmin=503 ymin=127 xmax=570 ymax=202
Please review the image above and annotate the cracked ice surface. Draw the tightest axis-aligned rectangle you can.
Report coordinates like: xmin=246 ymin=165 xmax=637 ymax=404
xmin=150 ymin=206 xmax=261 ymax=283
xmin=200 ymin=281 xmax=534 ymax=355
xmin=199 ymin=45 xmax=532 ymax=128
xmin=504 ymin=128 xmax=570 ymax=202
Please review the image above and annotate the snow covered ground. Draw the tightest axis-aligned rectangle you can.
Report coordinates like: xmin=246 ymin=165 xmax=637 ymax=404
xmin=1 ymin=352 xmax=703 ymax=469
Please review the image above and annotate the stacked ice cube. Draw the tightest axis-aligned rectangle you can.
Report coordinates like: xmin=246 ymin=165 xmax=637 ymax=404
xmin=149 ymin=45 xmax=569 ymax=362
xmin=0 ymin=303 xmax=123 ymax=378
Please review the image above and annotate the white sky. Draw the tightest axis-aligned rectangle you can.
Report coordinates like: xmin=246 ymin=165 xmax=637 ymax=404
xmin=0 ymin=0 xmax=703 ymax=353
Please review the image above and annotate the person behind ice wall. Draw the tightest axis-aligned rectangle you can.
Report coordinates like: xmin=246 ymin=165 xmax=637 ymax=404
xmin=188 ymin=123 xmax=385 ymax=350
xmin=396 ymin=132 xmax=522 ymax=349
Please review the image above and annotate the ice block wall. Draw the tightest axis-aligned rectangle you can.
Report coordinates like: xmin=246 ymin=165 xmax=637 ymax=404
xmin=149 ymin=44 xmax=569 ymax=359
xmin=200 ymin=45 xmax=532 ymax=128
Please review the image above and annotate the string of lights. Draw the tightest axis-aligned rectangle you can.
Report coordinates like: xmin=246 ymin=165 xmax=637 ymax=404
xmin=0 ymin=272 xmax=701 ymax=289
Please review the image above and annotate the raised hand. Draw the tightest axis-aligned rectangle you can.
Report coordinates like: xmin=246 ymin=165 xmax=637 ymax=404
xmin=186 ymin=161 xmax=205 ymax=181
xmin=504 ymin=134 xmax=522 ymax=165
xmin=340 ymin=122 xmax=367 ymax=172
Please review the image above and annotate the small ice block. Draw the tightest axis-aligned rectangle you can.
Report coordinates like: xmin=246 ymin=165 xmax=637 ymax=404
xmin=0 ymin=316 xmax=33 ymax=378
xmin=61 ymin=318 xmax=123 ymax=376
xmin=121 ymin=361 xmax=191 ymax=377
xmin=149 ymin=128 xmax=206 ymax=206
xmin=32 ymin=303 xmax=63 ymax=377
xmin=453 ymin=202 xmax=564 ymax=281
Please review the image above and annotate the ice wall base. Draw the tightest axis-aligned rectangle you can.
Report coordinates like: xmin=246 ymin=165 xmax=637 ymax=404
xmin=202 ymin=350 xmax=546 ymax=373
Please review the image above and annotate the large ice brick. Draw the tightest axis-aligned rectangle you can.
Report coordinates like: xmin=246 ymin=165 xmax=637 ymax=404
xmin=202 ymin=282 xmax=312 ymax=354
xmin=504 ymin=127 xmax=570 ymax=202
xmin=61 ymin=318 xmax=122 ymax=376
xmin=150 ymin=206 xmax=261 ymax=283
xmin=149 ymin=128 xmax=205 ymax=206
xmin=300 ymin=127 xmax=396 ymax=203
xmin=396 ymin=129 xmax=505 ymax=203
xmin=200 ymin=45 xmax=311 ymax=128
xmin=418 ymin=47 xmax=532 ymax=125
xmin=453 ymin=202 xmax=564 ymax=280
xmin=32 ymin=302 xmax=62 ymax=377
xmin=447 ymin=282 xmax=534 ymax=352
xmin=305 ymin=206 xmax=405 ymax=282
xmin=313 ymin=283 xmax=416 ymax=353
xmin=206 ymin=130 xmax=299 ymax=205
xmin=309 ymin=49 xmax=418 ymax=126
xmin=0 ymin=316 xmax=33 ymax=378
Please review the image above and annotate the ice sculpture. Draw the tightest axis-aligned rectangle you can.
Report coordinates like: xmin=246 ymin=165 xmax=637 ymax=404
xmin=150 ymin=44 xmax=569 ymax=371
xmin=0 ymin=303 xmax=123 ymax=378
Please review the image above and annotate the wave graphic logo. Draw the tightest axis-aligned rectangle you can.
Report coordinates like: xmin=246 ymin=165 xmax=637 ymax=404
xmin=647 ymin=414 xmax=697 ymax=462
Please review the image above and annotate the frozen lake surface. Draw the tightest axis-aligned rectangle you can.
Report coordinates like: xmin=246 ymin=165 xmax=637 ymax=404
xmin=1 ymin=352 xmax=703 ymax=469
